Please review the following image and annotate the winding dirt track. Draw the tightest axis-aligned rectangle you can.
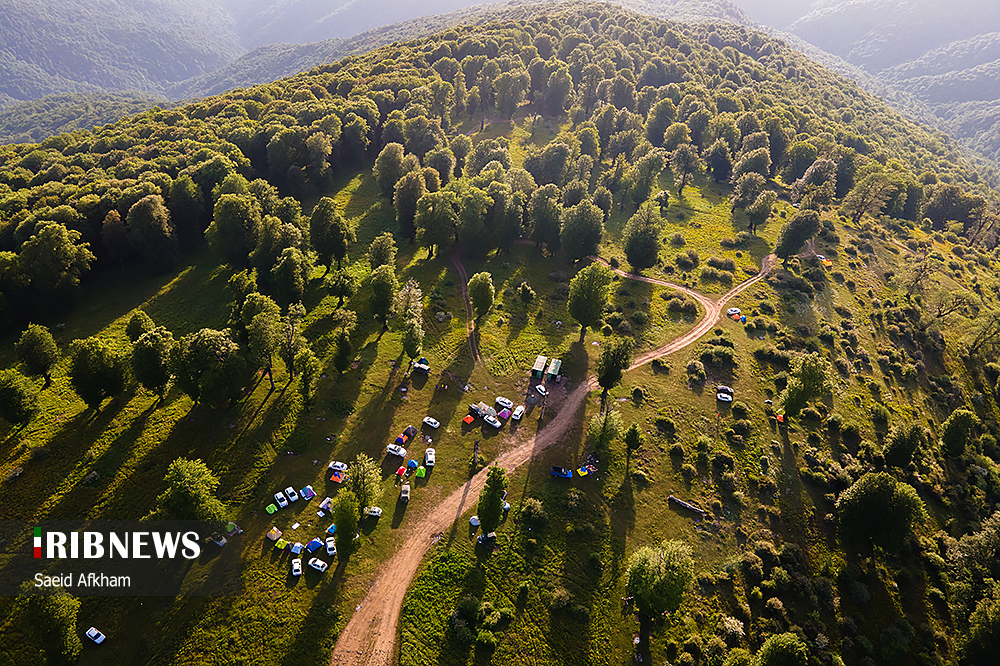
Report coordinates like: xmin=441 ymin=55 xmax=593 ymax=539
xmin=329 ymin=254 xmax=776 ymax=666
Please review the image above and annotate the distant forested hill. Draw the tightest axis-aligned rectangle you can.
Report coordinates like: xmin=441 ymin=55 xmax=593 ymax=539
xmin=0 ymin=0 xmax=242 ymax=102
xmin=0 ymin=92 xmax=168 ymax=145
xmin=726 ymin=0 xmax=1000 ymax=168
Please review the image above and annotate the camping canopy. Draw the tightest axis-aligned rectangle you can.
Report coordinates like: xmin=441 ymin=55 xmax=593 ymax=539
xmin=266 ymin=527 xmax=282 ymax=540
xmin=330 ymin=470 xmax=347 ymax=483
xmin=532 ymin=355 xmax=548 ymax=378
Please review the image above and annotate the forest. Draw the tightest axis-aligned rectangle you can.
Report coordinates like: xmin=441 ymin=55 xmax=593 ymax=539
xmin=1 ymin=3 xmax=1000 ymax=666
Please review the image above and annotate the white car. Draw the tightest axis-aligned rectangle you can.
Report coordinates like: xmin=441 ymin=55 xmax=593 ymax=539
xmin=366 ymin=506 xmax=383 ymax=518
xmin=716 ymin=392 xmax=734 ymax=403
xmin=291 ymin=558 xmax=302 ymax=576
xmin=495 ymin=396 xmax=514 ymax=410
xmin=327 ymin=461 xmax=348 ymax=472
xmin=85 ymin=627 xmax=106 ymax=644
xmin=425 ymin=448 xmax=435 ymax=466
xmin=386 ymin=444 xmax=406 ymax=457
xmin=535 ymin=385 xmax=549 ymax=397
xmin=308 ymin=557 xmax=328 ymax=573
xmin=422 ymin=416 xmax=440 ymax=429
xmin=726 ymin=307 xmax=741 ymax=316
xmin=400 ymin=484 xmax=410 ymax=503
xmin=284 ymin=486 xmax=299 ymax=502
xmin=274 ymin=491 xmax=289 ymax=508
xmin=484 ymin=414 xmax=503 ymax=429
xmin=325 ymin=536 xmax=337 ymax=556
xmin=512 ymin=405 xmax=525 ymax=421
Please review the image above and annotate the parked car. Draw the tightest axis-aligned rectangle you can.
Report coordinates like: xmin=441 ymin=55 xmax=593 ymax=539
xmin=326 ymin=536 xmax=337 ymax=556
xmin=290 ymin=542 xmax=304 ymax=555
xmin=291 ymin=558 xmax=302 ymax=576
xmin=400 ymin=484 xmax=410 ymax=503
xmin=365 ymin=506 xmax=383 ymax=518
xmin=327 ymin=461 xmax=348 ymax=472
xmin=716 ymin=392 xmax=734 ymax=403
xmin=284 ymin=486 xmax=299 ymax=502
xmin=726 ymin=307 xmax=741 ymax=316
xmin=424 ymin=448 xmax=435 ymax=466
xmin=512 ymin=405 xmax=525 ymax=420
xmin=495 ymin=396 xmax=514 ymax=410
xmin=274 ymin=491 xmax=289 ymax=508
xmin=535 ymin=385 xmax=549 ymax=397
xmin=308 ymin=557 xmax=328 ymax=573
xmin=551 ymin=466 xmax=573 ymax=478
xmin=386 ymin=444 xmax=407 ymax=457
xmin=85 ymin=627 xmax=106 ymax=644
xmin=716 ymin=385 xmax=734 ymax=395
xmin=422 ymin=416 xmax=440 ymax=429
xmin=484 ymin=414 xmax=502 ymax=429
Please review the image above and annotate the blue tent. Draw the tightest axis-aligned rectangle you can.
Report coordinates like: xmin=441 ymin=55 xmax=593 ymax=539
xmin=306 ymin=538 xmax=323 ymax=553
xmin=326 ymin=524 xmax=337 ymax=536
xmin=407 ymin=459 xmax=419 ymax=469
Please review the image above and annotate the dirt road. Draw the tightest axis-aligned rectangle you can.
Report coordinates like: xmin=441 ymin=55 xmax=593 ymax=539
xmin=329 ymin=255 xmax=776 ymax=666
xmin=451 ymin=250 xmax=481 ymax=364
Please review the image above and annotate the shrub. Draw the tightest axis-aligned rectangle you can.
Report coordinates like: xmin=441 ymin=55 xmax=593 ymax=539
xmin=520 ymin=498 xmax=546 ymax=526
xmin=686 ymin=359 xmax=706 ymax=383
xmin=670 ymin=233 xmax=686 ymax=246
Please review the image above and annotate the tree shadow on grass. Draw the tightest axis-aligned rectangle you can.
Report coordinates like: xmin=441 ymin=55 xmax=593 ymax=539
xmin=277 ymin=560 xmax=348 ymax=666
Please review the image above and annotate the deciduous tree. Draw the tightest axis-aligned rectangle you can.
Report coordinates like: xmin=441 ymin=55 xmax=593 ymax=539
xmin=15 ymin=324 xmax=59 ymax=387
xmin=0 ymin=369 xmax=39 ymax=427
xmin=626 ymin=539 xmax=694 ymax=616
xmin=69 ymin=337 xmax=128 ymax=411
xmin=147 ymin=458 xmax=228 ymax=524
xmin=568 ymin=263 xmax=613 ymax=340
xmin=131 ymin=326 xmax=175 ymax=399
xmin=477 ymin=465 xmax=508 ymax=534
xmin=467 ymin=272 xmax=494 ymax=319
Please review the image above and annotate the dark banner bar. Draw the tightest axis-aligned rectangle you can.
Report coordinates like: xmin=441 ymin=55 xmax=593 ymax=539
xmin=0 ymin=521 xmax=243 ymax=597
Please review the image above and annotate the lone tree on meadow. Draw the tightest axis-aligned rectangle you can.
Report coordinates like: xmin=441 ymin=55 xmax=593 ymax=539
xmin=15 ymin=324 xmax=59 ymax=387
xmin=310 ymin=197 xmax=354 ymax=272
xmin=13 ymin=583 xmax=82 ymax=664
xmin=69 ymin=337 xmax=129 ymax=411
xmin=0 ymin=369 xmax=39 ymax=428
xmin=334 ymin=490 xmax=360 ymax=554
xmin=596 ymin=336 xmax=634 ymax=403
xmin=467 ymin=272 xmax=495 ymax=319
xmin=625 ymin=423 xmax=644 ymax=452
xmin=369 ymin=264 xmax=398 ymax=328
xmin=368 ymin=232 xmax=397 ymax=270
xmin=626 ymin=539 xmax=694 ymax=617
xmin=670 ymin=143 xmax=700 ymax=197
xmin=477 ymin=465 xmax=508 ymax=534
xmin=349 ymin=453 xmax=383 ymax=512
xmin=568 ymin=263 xmax=613 ymax=341
xmin=836 ymin=472 xmax=924 ymax=551
xmin=147 ymin=457 xmax=228 ymax=525
xmin=774 ymin=209 xmax=821 ymax=267
xmin=622 ymin=204 xmax=662 ymax=271
xmin=131 ymin=326 xmax=176 ymax=399
xmin=560 ymin=200 xmax=604 ymax=261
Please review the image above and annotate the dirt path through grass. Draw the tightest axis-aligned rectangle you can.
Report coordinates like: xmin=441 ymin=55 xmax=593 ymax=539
xmin=329 ymin=254 xmax=776 ymax=666
xmin=451 ymin=250 xmax=482 ymax=364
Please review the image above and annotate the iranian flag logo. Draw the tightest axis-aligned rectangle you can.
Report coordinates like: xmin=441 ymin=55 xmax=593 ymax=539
xmin=33 ymin=527 xmax=41 ymax=558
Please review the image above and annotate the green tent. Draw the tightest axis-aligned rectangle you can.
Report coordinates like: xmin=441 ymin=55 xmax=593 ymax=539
xmin=416 ymin=466 xmax=426 ymax=478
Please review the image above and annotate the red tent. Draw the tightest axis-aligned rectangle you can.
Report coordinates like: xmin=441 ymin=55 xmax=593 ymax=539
xmin=396 ymin=466 xmax=406 ymax=477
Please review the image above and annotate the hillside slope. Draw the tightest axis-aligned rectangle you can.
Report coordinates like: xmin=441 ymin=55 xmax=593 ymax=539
xmin=2 ymin=4 xmax=1000 ymax=665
